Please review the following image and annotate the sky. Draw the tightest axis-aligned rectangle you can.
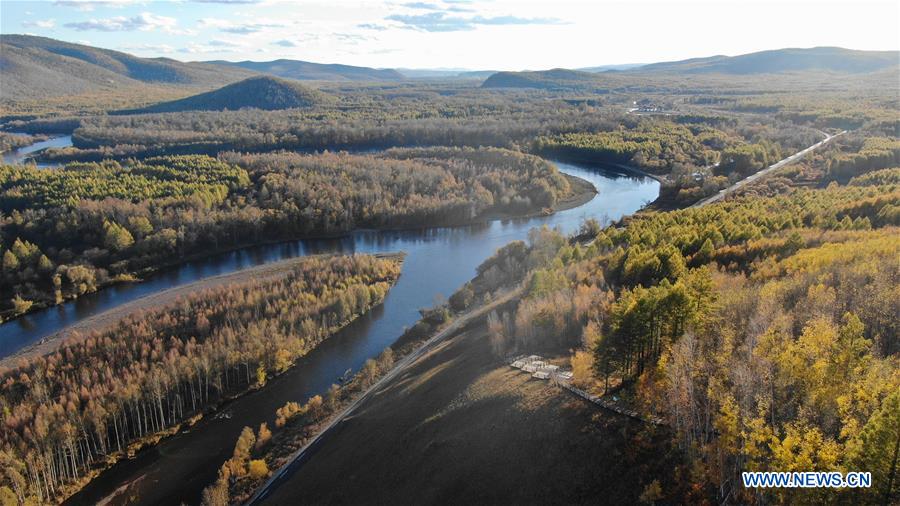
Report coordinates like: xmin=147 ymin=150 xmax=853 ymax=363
xmin=1 ymin=0 xmax=898 ymax=70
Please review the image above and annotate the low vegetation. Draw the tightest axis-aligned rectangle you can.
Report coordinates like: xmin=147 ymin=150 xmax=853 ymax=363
xmin=0 ymin=133 xmax=44 ymax=154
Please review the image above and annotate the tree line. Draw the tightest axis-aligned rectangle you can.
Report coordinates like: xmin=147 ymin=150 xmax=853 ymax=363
xmin=1 ymin=147 xmax=572 ymax=318
xmin=483 ymin=134 xmax=899 ymax=504
xmin=0 ymin=254 xmax=402 ymax=505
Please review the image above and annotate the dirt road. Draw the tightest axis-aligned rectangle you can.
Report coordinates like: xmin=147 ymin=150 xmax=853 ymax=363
xmin=692 ymin=131 xmax=844 ymax=208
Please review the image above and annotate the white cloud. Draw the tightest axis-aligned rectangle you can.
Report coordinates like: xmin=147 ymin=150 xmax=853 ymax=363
xmin=208 ymin=39 xmax=242 ymax=47
xmin=272 ymin=34 xmax=320 ymax=47
xmin=198 ymin=17 xmax=289 ymax=34
xmin=179 ymin=42 xmax=239 ymax=54
xmin=54 ymin=0 xmax=140 ymax=12
xmin=386 ymin=12 xmax=565 ymax=32
xmin=64 ymin=12 xmax=195 ymax=34
xmin=22 ymin=19 xmax=56 ymax=29
xmin=119 ymin=43 xmax=176 ymax=54
xmin=191 ymin=0 xmax=264 ymax=3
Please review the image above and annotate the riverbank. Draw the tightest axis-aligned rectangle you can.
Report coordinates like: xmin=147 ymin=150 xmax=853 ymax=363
xmin=29 ymin=161 xmax=655 ymax=506
xmin=230 ymin=286 xmax=526 ymax=504
xmin=0 ymin=253 xmax=403 ymax=370
xmin=15 ymin=253 xmax=405 ymax=506
xmin=0 ymin=171 xmax=596 ymax=328
xmin=255 ymin=134 xmax=858 ymax=504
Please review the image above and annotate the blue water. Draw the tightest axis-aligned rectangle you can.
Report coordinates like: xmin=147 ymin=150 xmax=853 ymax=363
xmin=1 ymin=134 xmax=73 ymax=168
xmin=1 ymin=162 xmax=657 ymax=360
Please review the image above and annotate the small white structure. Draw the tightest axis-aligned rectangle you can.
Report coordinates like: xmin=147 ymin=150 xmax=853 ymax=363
xmin=511 ymin=360 xmax=525 ymax=369
xmin=533 ymin=371 xmax=551 ymax=380
xmin=557 ymin=371 xmax=574 ymax=381
xmin=531 ymin=361 xmax=546 ymax=368
xmin=540 ymin=364 xmax=559 ymax=372
xmin=523 ymin=364 xmax=538 ymax=373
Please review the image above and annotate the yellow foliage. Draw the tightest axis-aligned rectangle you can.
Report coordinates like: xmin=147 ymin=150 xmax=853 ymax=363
xmin=570 ymin=351 xmax=594 ymax=389
xmin=248 ymin=459 xmax=269 ymax=480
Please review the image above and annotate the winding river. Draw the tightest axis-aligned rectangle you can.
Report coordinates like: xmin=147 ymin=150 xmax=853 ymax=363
xmin=1 ymin=134 xmax=73 ymax=168
xmin=1 ymin=138 xmax=659 ymax=505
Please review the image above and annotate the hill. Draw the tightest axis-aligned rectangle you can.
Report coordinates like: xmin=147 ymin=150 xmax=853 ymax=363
xmin=205 ymin=59 xmax=404 ymax=81
xmin=0 ymin=35 xmax=255 ymax=114
xmin=480 ymin=47 xmax=899 ymax=90
xmin=577 ymin=63 xmax=645 ymax=72
xmin=481 ymin=68 xmax=602 ymax=89
xmin=638 ymin=46 xmax=899 ymax=74
xmin=396 ymin=68 xmax=496 ymax=79
xmin=122 ymin=76 xmax=329 ymax=113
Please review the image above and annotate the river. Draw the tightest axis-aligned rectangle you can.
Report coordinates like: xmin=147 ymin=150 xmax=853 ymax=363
xmin=1 ymin=134 xmax=73 ymax=168
xmin=1 ymin=138 xmax=659 ymax=505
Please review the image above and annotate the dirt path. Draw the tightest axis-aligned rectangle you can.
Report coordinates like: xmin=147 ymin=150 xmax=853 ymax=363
xmin=692 ymin=131 xmax=844 ymax=208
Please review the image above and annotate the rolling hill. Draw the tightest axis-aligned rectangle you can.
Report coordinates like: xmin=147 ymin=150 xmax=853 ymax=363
xmin=205 ymin=59 xmax=404 ymax=82
xmin=481 ymin=47 xmax=900 ymax=90
xmin=577 ymin=63 xmax=645 ymax=72
xmin=121 ymin=76 xmax=330 ymax=113
xmin=0 ymin=35 xmax=255 ymax=114
xmin=481 ymin=68 xmax=602 ymax=89
xmin=637 ymin=47 xmax=899 ymax=74
xmin=396 ymin=68 xmax=497 ymax=79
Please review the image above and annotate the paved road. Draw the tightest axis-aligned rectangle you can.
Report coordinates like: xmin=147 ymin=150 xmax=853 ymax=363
xmin=692 ymin=131 xmax=844 ymax=208
xmin=246 ymin=285 xmax=524 ymax=505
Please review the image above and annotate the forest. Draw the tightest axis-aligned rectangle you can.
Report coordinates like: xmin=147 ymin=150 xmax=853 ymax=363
xmin=490 ymin=134 xmax=899 ymax=503
xmin=0 ymin=42 xmax=898 ymax=505
xmin=533 ymin=121 xmax=729 ymax=173
xmin=0 ymin=147 xmax=572 ymax=318
xmin=0 ymin=253 xmax=402 ymax=504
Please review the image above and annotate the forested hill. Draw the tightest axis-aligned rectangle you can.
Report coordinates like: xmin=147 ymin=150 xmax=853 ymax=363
xmin=637 ymin=47 xmax=900 ymax=74
xmin=481 ymin=47 xmax=900 ymax=89
xmin=481 ymin=68 xmax=600 ymax=89
xmin=0 ymin=35 xmax=253 ymax=104
xmin=121 ymin=76 xmax=330 ymax=113
xmin=205 ymin=59 xmax=404 ymax=81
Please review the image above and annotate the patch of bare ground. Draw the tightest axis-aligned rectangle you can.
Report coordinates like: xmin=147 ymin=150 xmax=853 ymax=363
xmin=261 ymin=310 xmax=680 ymax=505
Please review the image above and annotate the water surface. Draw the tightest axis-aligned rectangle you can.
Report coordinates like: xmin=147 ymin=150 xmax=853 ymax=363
xmin=1 ymin=134 xmax=73 ymax=168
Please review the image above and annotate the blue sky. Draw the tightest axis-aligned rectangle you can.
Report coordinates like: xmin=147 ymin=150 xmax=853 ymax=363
xmin=1 ymin=0 xmax=898 ymax=70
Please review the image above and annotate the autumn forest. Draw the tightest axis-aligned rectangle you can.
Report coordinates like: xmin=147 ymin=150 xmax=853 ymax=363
xmin=0 ymin=31 xmax=898 ymax=506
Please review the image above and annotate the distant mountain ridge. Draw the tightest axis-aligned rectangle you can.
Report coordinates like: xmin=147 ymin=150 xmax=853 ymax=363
xmin=121 ymin=76 xmax=330 ymax=113
xmin=481 ymin=47 xmax=899 ymax=89
xmin=577 ymin=63 xmax=645 ymax=72
xmin=0 ymin=35 xmax=254 ymax=102
xmin=396 ymin=68 xmax=497 ymax=79
xmin=205 ymin=59 xmax=404 ymax=82
xmin=481 ymin=68 xmax=601 ymax=89
xmin=637 ymin=47 xmax=899 ymax=74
